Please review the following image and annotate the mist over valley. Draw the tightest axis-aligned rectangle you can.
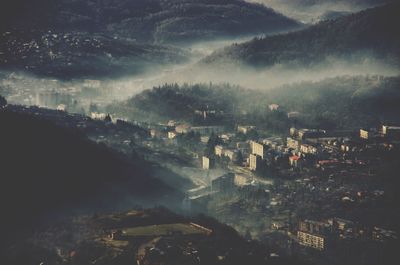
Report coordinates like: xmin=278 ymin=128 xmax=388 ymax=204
xmin=1 ymin=1 xmax=400 ymax=265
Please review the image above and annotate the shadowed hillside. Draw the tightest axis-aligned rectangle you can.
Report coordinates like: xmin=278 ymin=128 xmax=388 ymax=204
xmin=0 ymin=110 xmax=181 ymax=234
xmin=202 ymin=2 xmax=400 ymax=67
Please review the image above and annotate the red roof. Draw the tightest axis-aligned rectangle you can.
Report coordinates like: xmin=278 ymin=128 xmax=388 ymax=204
xmin=290 ymin=155 xmax=300 ymax=161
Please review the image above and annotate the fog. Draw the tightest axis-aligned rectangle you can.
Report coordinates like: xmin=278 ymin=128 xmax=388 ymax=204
xmin=117 ymin=54 xmax=398 ymax=94
xmin=1 ymin=35 xmax=399 ymax=113
xmin=245 ymin=0 xmax=389 ymax=23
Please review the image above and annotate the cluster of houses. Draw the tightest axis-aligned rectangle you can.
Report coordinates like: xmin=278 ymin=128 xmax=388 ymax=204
xmin=297 ymin=218 xmax=397 ymax=251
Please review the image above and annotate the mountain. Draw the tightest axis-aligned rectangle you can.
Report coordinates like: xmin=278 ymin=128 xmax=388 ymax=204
xmin=249 ymin=0 xmax=389 ymax=9
xmin=0 ymin=0 xmax=301 ymax=78
xmin=202 ymin=3 xmax=400 ymax=68
xmin=0 ymin=108 xmax=181 ymax=234
xmin=0 ymin=0 xmax=300 ymax=44
xmin=0 ymin=30 xmax=188 ymax=78
xmin=246 ymin=0 xmax=390 ymax=22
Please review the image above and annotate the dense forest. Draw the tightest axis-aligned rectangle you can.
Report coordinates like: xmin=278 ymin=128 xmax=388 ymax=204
xmin=202 ymin=2 xmax=400 ymax=67
xmin=108 ymin=75 xmax=400 ymax=130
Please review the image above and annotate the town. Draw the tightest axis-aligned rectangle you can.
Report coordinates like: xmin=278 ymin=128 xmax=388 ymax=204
xmin=1 ymin=88 xmax=398 ymax=264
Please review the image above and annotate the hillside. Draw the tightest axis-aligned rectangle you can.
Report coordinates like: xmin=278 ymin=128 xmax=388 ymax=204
xmin=202 ymin=2 xmax=400 ymax=68
xmin=0 ymin=109 xmax=181 ymax=233
xmin=107 ymin=75 xmax=400 ymax=130
xmin=0 ymin=31 xmax=188 ymax=78
xmin=0 ymin=0 xmax=300 ymax=44
xmin=246 ymin=0 xmax=390 ymax=22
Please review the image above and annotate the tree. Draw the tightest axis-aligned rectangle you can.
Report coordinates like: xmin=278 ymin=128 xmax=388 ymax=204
xmin=0 ymin=95 xmax=7 ymax=108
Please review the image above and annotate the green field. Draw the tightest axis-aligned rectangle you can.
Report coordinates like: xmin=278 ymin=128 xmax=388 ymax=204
xmin=123 ymin=223 xmax=208 ymax=237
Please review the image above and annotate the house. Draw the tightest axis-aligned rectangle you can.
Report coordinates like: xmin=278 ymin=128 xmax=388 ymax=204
xmin=290 ymin=127 xmax=298 ymax=137
xmin=287 ymin=137 xmax=300 ymax=151
xmin=287 ymin=111 xmax=301 ymax=119
xmin=56 ymin=104 xmax=67 ymax=112
xmin=289 ymin=155 xmax=302 ymax=168
xmin=175 ymin=124 xmax=191 ymax=134
xmin=237 ymin=125 xmax=256 ymax=134
xmin=372 ymin=227 xmax=398 ymax=242
xmin=382 ymin=125 xmax=400 ymax=138
xmin=150 ymin=129 xmax=165 ymax=138
xmin=268 ymin=104 xmax=280 ymax=111
xmin=298 ymin=129 xmax=326 ymax=140
xmin=224 ymin=149 xmax=239 ymax=162
xmin=214 ymin=145 xmax=224 ymax=156
xmin=300 ymin=144 xmax=319 ymax=155
xmin=200 ymin=136 xmax=210 ymax=143
xmin=168 ymin=131 xmax=177 ymax=139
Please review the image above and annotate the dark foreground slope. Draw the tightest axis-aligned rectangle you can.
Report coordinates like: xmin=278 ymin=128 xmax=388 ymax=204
xmin=2 ymin=208 xmax=308 ymax=265
xmin=202 ymin=2 xmax=400 ymax=67
xmin=0 ymin=110 xmax=181 ymax=233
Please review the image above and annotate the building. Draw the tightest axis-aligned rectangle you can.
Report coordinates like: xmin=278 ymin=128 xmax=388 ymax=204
xmin=214 ymin=145 xmax=224 ymax=157
xmin=202 ymin=156 xmax=214 ymax=170
xmin=372 ymin=227 xmax=398 ymax=242
xmin=299 ymin=220 xmax=331 ymax=235
xmin=297 ymin=231 xmax=325 ymax=251
xmin=360 ymin=129 xmax=378 ymax=140
xmin=298 ymin=129 xmax=326 ymax=140
xmin=287 ymin=111 xmax=301 ymax=119
xmin=237 ymin=125 xmax=256 ymax=134
xmin=268 ymin=104 xmax=280 ymax=111
xmin=300 ymin=144 xmax=318 ymax=155
xmin=249 ymin=154 xmax=262 ymax=171
xmin=224 ymin=149 xmax=239 ymax=162
xmin=200 ymin=136 xmax=210 ymax=143
xmin=175 ymin=124 xmax=191 ymax=134
xmin=360 ymin=129 xmax=370 ymax=140
xmin=168 ymin=131 xmax=177 ymax=139
xmin=297 ymin=219 xmax=330 ymax=250
xmin=287 ymin=137 xmax=300 ymax=151
xmin=289 ymin=155 xmax=302 ymax=168
xmin=250 ymin=141 xmax=268 ymax=159
xmin=290 ymin=127 xmax=298 ymax=137
xmin=382 ymin=125 xmax=400 ymax=138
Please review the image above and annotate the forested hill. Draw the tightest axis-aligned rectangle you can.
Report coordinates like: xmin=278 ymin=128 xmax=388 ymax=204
xmin=107 ymin=75 xmax=400 ymax=130
xmin=0 ymin=0 xmax=300 ymax=44
xmin=202 ymin=2 xmax=400 ymax=67
xmin=0 ymin=110 xmax=181 ymax=232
